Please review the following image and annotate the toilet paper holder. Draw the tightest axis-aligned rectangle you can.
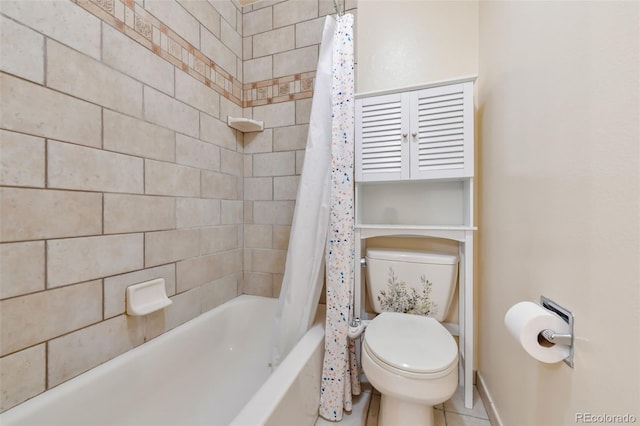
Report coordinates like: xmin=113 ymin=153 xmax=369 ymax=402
xmin=540 ymin=296 xmax=574 ymax=368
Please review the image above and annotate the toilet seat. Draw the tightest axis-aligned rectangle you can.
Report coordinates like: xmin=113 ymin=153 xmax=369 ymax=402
xmin=364 ymin=312 xmax=458 ymax=376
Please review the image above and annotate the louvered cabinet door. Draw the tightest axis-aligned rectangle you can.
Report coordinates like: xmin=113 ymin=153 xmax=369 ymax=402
xmin=355 ymin=92 xmax=410 ymax=181
xmin=410 ymin=82 xmax=474 ymax=179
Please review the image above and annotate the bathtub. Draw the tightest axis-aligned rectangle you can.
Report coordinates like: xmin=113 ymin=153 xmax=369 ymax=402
xmin=1 ymin=295 xmax=326 ymax=426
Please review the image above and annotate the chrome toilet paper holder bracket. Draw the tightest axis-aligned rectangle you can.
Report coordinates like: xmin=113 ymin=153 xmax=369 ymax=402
xmin=540 ymin=296 xmax=575 ymax=368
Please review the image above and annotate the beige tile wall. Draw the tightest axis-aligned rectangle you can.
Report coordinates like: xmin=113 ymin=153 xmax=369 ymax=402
xmin=0 ymin=0 xmax=243 ymax=412
xmin=0 ymin=0 xmax=358 ymax=413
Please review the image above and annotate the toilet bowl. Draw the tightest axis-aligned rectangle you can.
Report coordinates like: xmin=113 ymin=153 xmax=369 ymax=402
xmin=362 ymin=249 xmax=459 ymax=426
xmin=362 ymin=312 xmax=458 ymax=426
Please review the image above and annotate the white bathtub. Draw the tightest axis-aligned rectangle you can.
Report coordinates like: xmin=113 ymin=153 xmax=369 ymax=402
xmin=1 ymin=295 xmax=325 ymax=426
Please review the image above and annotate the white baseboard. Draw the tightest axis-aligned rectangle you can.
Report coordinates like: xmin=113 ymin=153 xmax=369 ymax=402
xmin=477 ymin=373 xmax=503 ymax=426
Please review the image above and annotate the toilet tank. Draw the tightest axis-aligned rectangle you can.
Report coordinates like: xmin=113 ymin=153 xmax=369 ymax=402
xmin=365 ymin=248 xmax=458 ymax=322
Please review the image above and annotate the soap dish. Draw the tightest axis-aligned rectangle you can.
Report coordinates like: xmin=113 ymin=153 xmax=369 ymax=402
xmin=126 ymin=278 xmax=172 ymax=316
xmin=227 ymin=116 xmax=264 ymax=132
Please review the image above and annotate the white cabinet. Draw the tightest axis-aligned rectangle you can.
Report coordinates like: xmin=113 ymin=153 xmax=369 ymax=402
xmin=353 ymin=76 xmax=477 ymax=409
xmin=355 ymin=80 xmax=474 ymax=182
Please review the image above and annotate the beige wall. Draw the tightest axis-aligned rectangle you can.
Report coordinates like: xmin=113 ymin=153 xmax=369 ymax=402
xmin=356 ymin=0 xmax=639 ymax=423
xmin=478 ymin=1 xmax=640 ymax=424
xmin=356 ymin=0 xmax=479 ymax=93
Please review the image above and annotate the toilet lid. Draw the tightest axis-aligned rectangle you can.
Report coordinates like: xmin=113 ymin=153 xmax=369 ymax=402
xmin=364 ymin=312 xmax=458 ymax=374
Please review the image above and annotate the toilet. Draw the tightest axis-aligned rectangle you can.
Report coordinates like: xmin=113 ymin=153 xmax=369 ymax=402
xmin=362 ymin=248 xmax=459 ymax=426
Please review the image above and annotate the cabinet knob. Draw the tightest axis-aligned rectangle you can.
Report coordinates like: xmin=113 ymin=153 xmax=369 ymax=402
xmin=412 ymin=132 xmax=418 ymax=138
xmin=402 ymin=132 xmax=408 ymax=138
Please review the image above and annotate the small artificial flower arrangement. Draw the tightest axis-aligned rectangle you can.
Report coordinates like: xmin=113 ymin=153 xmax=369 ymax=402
xmin=377 ymin=267 xmax=437 ymax=316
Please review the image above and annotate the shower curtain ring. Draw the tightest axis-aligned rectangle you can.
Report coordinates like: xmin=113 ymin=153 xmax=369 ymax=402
xmin=333 ymin=0 xmax=344 ymax=16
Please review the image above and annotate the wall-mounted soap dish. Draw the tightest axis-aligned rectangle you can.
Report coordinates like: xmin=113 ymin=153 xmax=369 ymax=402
xmin=227 ymin=116 xmax=264 ymax=132
xmin=126 ymin=278 xmax=172 ymax=316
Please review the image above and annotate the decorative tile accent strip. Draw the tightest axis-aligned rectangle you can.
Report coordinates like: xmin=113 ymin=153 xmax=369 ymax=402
xmin=134 ymin=15 xmax=152 ymax=41
xmin=243 ymin=72 xmax=316 ymax=107
xmin=94 ymin=0 xmax=113 ymax=14
xmin=74 ymin=0 xmax=243 ymax=106
xmin=73 ymin=0 xmax=316 ymax=108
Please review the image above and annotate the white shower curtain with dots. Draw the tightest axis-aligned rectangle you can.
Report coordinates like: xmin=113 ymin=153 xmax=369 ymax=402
xmin=270 ymin=15 xmax=336 ymax=368
xmin=319 ymin=13 xmax=360 ymax=422
xmin=269 ymin=11 xmax=358 ymax=421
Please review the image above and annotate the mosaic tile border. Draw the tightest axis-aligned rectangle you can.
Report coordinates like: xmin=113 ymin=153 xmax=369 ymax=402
xmin=74 ymin=0 xmax=243 ymax=105
xmin=243 ymin=72 xmax=316 ymax=107
xmin=73 ymin=0 xmax=318 ymax=108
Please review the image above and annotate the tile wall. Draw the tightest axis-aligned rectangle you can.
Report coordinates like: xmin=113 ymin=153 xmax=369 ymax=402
xmin=242 ymin=0 xmax=356 ymax=297
xmin=0 ymin=0 xmax=244 ymax=412
xmin=0 ymin=0 xmax=357 ymax=412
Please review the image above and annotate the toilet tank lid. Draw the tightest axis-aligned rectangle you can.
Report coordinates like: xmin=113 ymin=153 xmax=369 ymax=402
xmin=366 ymin=248 xmax=458 ymax=265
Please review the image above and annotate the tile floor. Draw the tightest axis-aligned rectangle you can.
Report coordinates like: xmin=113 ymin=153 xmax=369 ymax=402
xmin=366 ymin=385 xmax=492 ymax=426
xmin=316 ymin=383 xmax=492 ymax=426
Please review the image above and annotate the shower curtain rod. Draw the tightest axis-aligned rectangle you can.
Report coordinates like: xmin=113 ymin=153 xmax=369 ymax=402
xmin=333 ymin=0 xmax=344 ymax=16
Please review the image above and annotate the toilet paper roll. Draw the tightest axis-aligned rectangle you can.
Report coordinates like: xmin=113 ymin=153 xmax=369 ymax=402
xmin=504 ymin=301 xmax=570 ymax=363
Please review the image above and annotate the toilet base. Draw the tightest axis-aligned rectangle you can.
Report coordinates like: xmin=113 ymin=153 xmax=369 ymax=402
xmin=379 ymin=395 xmax=435 ymax=426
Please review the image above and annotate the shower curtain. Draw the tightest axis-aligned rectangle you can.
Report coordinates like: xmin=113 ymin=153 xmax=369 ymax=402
xmin=270 ymin=12 xmax=358 ymax=422
xmin=270 ymin=15 xmax=335 ymax=367
xmin=318 ymin=13 xmax=359 ymax=422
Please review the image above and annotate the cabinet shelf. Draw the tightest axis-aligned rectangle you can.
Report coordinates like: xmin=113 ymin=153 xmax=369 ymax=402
xmin=356 ymin=224 xmax=476 ymax=242
xmin=355 ymin=75 xmax=477 ymax=100
xmin=356 ymin=179 xmax=474 ymax=229
xmin=357 ymin=224 xmax=477 ymax=231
